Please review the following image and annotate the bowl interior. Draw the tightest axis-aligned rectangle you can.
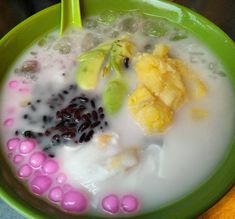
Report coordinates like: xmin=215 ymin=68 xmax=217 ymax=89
xmin=0 ymin=1 xmax=235 ymax=219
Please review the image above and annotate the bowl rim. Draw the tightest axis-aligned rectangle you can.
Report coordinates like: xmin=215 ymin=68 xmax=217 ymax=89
xmin=0 ymin=1 xmax=235 ymax=219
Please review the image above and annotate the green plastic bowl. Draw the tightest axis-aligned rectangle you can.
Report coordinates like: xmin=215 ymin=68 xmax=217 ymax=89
xmin=0 ymin=1 xmax=235 ymax=218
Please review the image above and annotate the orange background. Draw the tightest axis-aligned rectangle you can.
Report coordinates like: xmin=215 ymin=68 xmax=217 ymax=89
xmin=199 ymin=186 xmax=235 ymax=218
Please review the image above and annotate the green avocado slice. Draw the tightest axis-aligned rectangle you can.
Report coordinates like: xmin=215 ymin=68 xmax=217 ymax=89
xmin=103 ymin=78 xmax=127 ymax=115
xmin=102 ymin=38 xmax=134 ymax=115
xmin=76 ymin=43 xmax=111 ymax=90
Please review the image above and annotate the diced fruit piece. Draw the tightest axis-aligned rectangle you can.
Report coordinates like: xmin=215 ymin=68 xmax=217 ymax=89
xmin=128 ymin=86 xmax=173 ymax=133
xmin=153 ymin=44 xmax=169 ymax=58
xmin=20 ymin=99 xmax=30 ymax=107
xmin=185 ymin=74 xmax=207 ymax=100
xmin=135 ymin=55 xmax=163 ymax=95
xmin=97 ymin=134 xmax=113 ymax=149
xmin=193 ymin=78 xmax=207 ymax=100
xmin=134 ymin=98 xmax=173 ymax=133
xmin=158 ymin=72 xmax=187 ymax=109
xmin=190 ymin=109 xmax=208 ymax=120
xmin=103 ymin=79 xmax=127 ymax=115
xmin=107 ymin=148 xmax=140 ymax=171
xmin=134 ymin=45 xmax=187 ymax=110
xmin=129 ymin=44 xmax=207 ymax=133
xmin=76 ymin=43 xmax=111 ymax=90
xmin=127 ymin=86 xmax=155 ymax=114
xmin=110 ymin=38 xmax=134 ymax=76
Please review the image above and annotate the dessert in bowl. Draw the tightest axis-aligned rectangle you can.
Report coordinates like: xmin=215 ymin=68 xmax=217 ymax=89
xmin=0 ymin=0 xmax=234 ymax=218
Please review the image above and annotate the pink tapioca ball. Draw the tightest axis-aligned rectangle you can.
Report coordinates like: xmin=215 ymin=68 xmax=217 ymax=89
xmin=102 ymin=194 xmax=119 ymax=214
xmin=42 ymin=159 xmax=59 ymax=174
xmin=29 ymin=152 xmax=46 ymax=168
xmin=48 ymin=186 xmax=63 ymax=202
xmin=19 ymin=139 xmax=36 ymax=154
xmin=56 ymin=173 xmax=67 ymax=184
xmin=8 ymin=80 xmax=19 ymax=89
xmin=61 ymin=191 xmax=87 ymax=213
xmin=120 ymin=195 xmax=139 ymax=213
xmin=13 ymin=155 xmax=24 ymax=164
xmin=4 ymin=118 xmax=14 ymax=127
xmin=7 ymin=138 xmax=20 ymax=151
xmin=18 ymin=164 xmax=32 ymax=178
xmin=30 ymin=175 xmax=52 ymax=196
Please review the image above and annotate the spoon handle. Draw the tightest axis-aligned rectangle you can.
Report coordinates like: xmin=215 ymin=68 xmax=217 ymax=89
xmin=60 ymin=0 xmax=82 ymax=36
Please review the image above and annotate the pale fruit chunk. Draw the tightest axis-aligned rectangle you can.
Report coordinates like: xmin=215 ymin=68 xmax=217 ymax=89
xmin=134 ymin=99 xmax=173 ymax=133
xmin=193 ymin=78 xmax=207 ymax=100
xmin=129 ymin=44 xmax=207 ymax=134
xmin=107 ymin=148 xmax=140 ymax=172
xmin=96 ymin=134 xmax=113 ymax=149
xmin=190 ymin=108 xmax=208 ymax=120
xmin=134 ymin=45 xmax=187 ymax=110
xmin=135 ymin=55 xmax=163 ymax=95
xmin=158 ymin=72 xmax=187 ymax=110
xmin=128 ymin=86 xmax=173 ymax=133
xmin=153 ymin=44 xmax=169 ymax=58
xmin=128 ymin=85 xmax=156 ymax=114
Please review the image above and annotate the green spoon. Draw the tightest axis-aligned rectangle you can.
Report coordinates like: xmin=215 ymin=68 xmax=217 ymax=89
xmin=60 ymin=0 xmax=82 ymax=35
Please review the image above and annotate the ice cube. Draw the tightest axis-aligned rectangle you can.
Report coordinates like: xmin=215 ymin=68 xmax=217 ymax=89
xmin=54 ymin=37 xmax=71 ymax=54
xmin=143 ymin=19 xmax=168 ymax=37
xmin=99 ymin=10 xmax=119 ymax=25
xmin=81 ymin=32 xmax=101 ymax=51
xmin=118 ymin=17 xmax=139 ymax=33
xmin=83 ymin=18 xmax=98 ymax=29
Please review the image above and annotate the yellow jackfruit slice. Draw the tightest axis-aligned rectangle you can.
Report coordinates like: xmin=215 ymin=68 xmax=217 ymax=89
xmin=134 ymin=45 xmax=187 ymax=110
xmin=128 ymin=86 xmax=173 ymax=133
xmin=193 ymin=79 xmax=207 ymax=100
xmin=190 ymin=109 xmax=208 ymax=120
xmin=128 ymin=44 xmax=207 ymax=134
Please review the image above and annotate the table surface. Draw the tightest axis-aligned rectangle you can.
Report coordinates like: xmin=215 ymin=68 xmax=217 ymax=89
xmin=0 ymin=0 xmax=234 ymax=218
